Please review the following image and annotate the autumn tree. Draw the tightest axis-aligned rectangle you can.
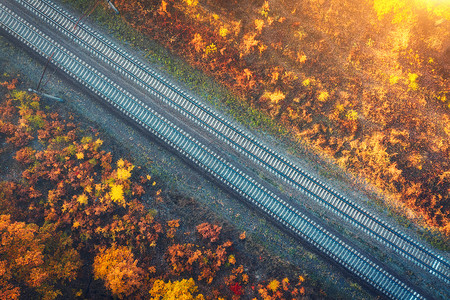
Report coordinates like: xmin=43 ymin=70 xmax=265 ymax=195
xmin=0 ymin=215 xmax=80 ymax=300
xmin=0 ymin=215 xmax=38 ymax=300
xmin=196 ymin=222 xmax=221 ymax=243
xmin=149 ymin=278 xmax=205 ymax=300
xmin=93 ymin=244 xmax=143 ymax=298
xmin=166 ymin=240 xmax=232 ymax=283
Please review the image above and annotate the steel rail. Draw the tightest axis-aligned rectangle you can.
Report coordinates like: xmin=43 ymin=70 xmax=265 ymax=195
xmin=0 ymin=4 xmax=426 ymax=299
xmin=17 ymin=0 xmax=449 ymax=284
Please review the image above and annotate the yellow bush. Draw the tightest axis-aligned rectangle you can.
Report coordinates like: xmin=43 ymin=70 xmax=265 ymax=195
xmin=77 ymin=194 xmax=88 ymax=206
xmin=191 ymin=34 xmax=205 ymax=53
xmin=373 ymin=0 xmax=411 ymax=23
xmin=228 ymin=254 xmax=236 ymax=265
xmin=204 ymin=43 xmax=217 ymax=56
xmin=267 ymin=279 xmax=280 ymax=292
xmin=255 ymin=19 xmax=264 ymax=33
xmin=219 ymin=27 xmax=228 ymax=37
xmin=149 ymin=278 xmax=204 ymax=300
xmin=262 ymin=90 xmax=285 ymax=104
xmin=117 ymin=158 xmax=125 ymax=168
xmin=11 ymin=90 xmax=27 ymax=102
xmin=93 ymin=139 xmax=103 ymax=150
xmin=240 ymin=33 xmax=259 ymax=54
xmin=346 ymin=110 xmax=358 ymax=121
xmin=408 ymin=73 xmax=419 ymax=90
xmin=117 ymin=167 xmax=133 ymax=181
xmin=183 ymin=0 xmax=198 ymax=7
xmin=389 ymin=75 xmax=400 ymax=85
xmin=110 ymin=184 xmax=124 ymax=204
xmin=317 ymin=91 xmax=329 ymax=102
xmin=75 ymin=152 xmax=84 ymax=160
xmin=302 ymin=78 xmax=311 ymax=86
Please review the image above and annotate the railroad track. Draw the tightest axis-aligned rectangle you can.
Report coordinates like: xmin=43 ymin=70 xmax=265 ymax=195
xmin=15 ymin=0 xmax=450 ymax=286
xmin=0 ymin=2 xmax=435 ymax=299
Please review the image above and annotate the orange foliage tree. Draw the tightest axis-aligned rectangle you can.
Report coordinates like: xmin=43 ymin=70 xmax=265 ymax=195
xmin=0 ymin=77 xmax=319 ymax=298
xmin=196 ymin=222 xmax=222 ymax=243
xmin=166 ymin=240 xmax=232 ymax=284
xmin=93 ymin=244 xmax=144 ymax=298
xmin=0 ymin=215 xmax=80 ymax=300
xmin=149 ymin=278 xmax=205 ymax=300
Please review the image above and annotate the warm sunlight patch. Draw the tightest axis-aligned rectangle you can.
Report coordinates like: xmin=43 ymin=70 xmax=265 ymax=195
xmin=374 ymin=0 xmax=450 ymax=22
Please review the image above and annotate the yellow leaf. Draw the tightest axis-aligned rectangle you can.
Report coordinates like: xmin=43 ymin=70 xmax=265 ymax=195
xmin=260 ymin=1 xmax=270 ymax=17
xmin=94 ymin=138 xmax=103 ymax=150
xmin=158 ymin=0 xmax=170 ymax=17
xmin=336 ymin=104 xmax=345 ymax=112
xmin=149 ymin=278 xmax=204 ymax=299
xmin=95 ymin=183 xmax=103 ymax=193
xmin=240 ymin=33 xmax=259 ymax=54
xmin=243 ymin=69 xmax=253 ymax=80
xmin=258 ymin=43 xmax=267 ymax=54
